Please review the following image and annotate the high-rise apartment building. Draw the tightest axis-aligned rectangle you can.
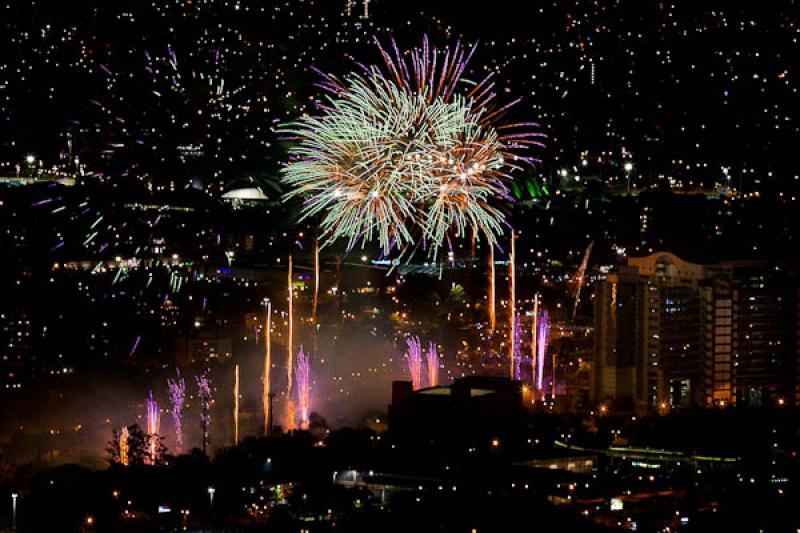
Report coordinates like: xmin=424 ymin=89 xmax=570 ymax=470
xmin=592 ymin=252 xmax=799 ymax=413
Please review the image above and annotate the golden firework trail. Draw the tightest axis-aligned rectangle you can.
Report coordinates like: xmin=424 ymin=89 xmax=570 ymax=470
xmin=531 ymin=294 xmax=539 ymax=394
xmin=508 ymin=233 xmax=516 ymax=379
xmin=488 ymin=246 xmax=496 ymax=331
xmin=287 ymin=255 xmax=295 ymax=430
xmin=119 ymin=427 xmax=129 ymax=466
xmin=572 ymin=241 xmax=594 ymax=320
xmin=263 ymin=300 xmax=271 ymax=436
xmin=312 ymin=238 xmax=320 ymax=326
xmin=233 ymin=364 xmax=240 ymax=445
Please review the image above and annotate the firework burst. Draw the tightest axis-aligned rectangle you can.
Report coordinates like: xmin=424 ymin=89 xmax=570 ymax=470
xmin=281 ymin=37 xmax=544 ymax=257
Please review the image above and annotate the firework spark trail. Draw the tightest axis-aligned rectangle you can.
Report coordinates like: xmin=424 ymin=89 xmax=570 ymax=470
xmin=129 ymin=335 xmax=141 ymax=357
xmin=312 ymin=239 xmax=320 ymax=326
xmin=167 ymin=369 xmax=186 ymax=454
xmin=531 ymin=294 xmax=539 ymax=393
xmin=512 ymin=313 xmax=522 ymax=380
xmin=233 ymin=364 xmax=240 ymax=445
xmin=263 ymin=300 xmax=272 ymax=436
xmin=572 ymin=241 xmax=594 ymax=320
xmin=281 ymin=38 xmax=545 ymax=258
xmin=552 ymin=352 xmax=558 ymax=400
xmin=119 ymin=427 xmax=129 ymax=466
xmin=488 ymin=247 xmax=496 ymax=330
xmin=536 ymin=310 xmax=549 ymax=395
xmin=195 ymin=372 xmax=212 ymax=455
xmin=426 ymin=341 xmax=439 ymax=387
xmin=287 ymin=255 xmax=295 ymax=430
xmin=295 ymin=347 xmax=311 ymax=430
xmin=406 ymin=337 xmax=423 ymax=390
xmin=146 ymin=390 xmax=160 ymax=465
xmin=508 ymin=233 xmax=516 ymax=379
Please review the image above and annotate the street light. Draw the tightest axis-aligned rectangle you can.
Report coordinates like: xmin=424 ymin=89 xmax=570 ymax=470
xmin=11 ymin=493 xmax=18 ymax=530
xmin=207 ymin=486 xmax=215 ymax=510
xmin=624 ymin=162 xmax=633 ymax=193
xmin=24 ymin=155 xmax=36 ymax=179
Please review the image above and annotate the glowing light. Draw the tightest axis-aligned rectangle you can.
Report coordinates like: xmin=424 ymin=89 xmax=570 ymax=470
xmin=295 ymin=347 xmax=311 ymax=429
xmin=509 ymin=233 xmax=516 ymax=379
xmin=280 ymin=37 xmax=544 ymax=258
xmin=233 ymin=364 xmax=240 ymax=445
xmin=536 ymin=309 xmax=549 ymax=395
xmin=531 ymin=294 xmax=539 ymax=393
xmin=488 ymin=247 xmax=496 ymax=330
xmin=119 ymin=426 xmax=129 ymax=466
xmin=572 ymin=241 xmax=593 ymax=320
xmin=196 ymin=372 xmax=212 ymax=454
xmin=167 ymin=369 xmax=186 ymax=454
xmin=426 ymin=341 xmax=439 ymax=387
xmin=406 ymin=337 xmax=423 ymax=390
xmin=287 ymin=255 xmax=294 ymax=431
xmin=263 ymin=300 xmax=272 ymax=436
xmin=146 ymin=390 xmax=160 ymax=465
xmin=312 ymin=239 xmax=320 ymax=326
xmin=512 ymin=313 xmax=522 ymax=381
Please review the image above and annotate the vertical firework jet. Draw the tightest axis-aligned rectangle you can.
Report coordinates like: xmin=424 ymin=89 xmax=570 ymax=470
xmin=426 ymin=341 xmax=439 ymax=387
xmin=196 ymin=372 xmax=212 ymax=455
xmin=508 ymin=234 xmax=516 ymax=379
xmin=512 ymin=313 xmax=522 ymax=380
xmin=167 ymin=369 xmax=186 ymax=454
xmin=119 ymin=426 xmax=129 ymax=466
xmin=233 ymin=364 xmax=240 ymax=445
xmin=572 ymin=241 xmax=594 ymax=320
xmin=536 ymin=310 xmax=549 ymax=395
xmin=263 ymin=300 xmax=272 ymax=436
xmin=312 ymin=239 xmax=320 ymax=326
xmin=531 ymin=294 xmax=539 ymax=393
xmin=552 ymin=352 xmax=558 ymax=400
xmin=406 ymin=337 xmax=423 ymax=390
xmin=146 ymin=390 xmax=160 ymax=465
xmin=287 ymin=255 xmax=295 ymax=430
xmin=295 ymin=347 xmax=311 ymax=430
xmin=488 ymin=247 xmax=496 ymax=330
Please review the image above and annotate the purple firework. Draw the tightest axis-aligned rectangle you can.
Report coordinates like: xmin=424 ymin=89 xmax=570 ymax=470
xmin=406 ymin=337 xmax=423 ymax=390
xmin=145 ymin=390 xmax=160 ymax=465
xmin=536 ymin=310 xmax=549 ymax=392
xmin=512 ymin=313 xmax=522 ymax=381
xmin=167 ymin=369 xmax=186 ymax=454
xmin=195 ymin=372 xmax=212 ymax=455
xmin=295 ymin=347 xmax=311 ymax=430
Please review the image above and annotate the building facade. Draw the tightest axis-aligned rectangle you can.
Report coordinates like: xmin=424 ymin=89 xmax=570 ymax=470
xmin=592 ymin=252 xmax=799 ymax=412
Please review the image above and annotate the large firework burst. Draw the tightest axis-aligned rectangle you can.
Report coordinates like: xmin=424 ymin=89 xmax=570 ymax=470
xmin=281 ymin=37 xmax=544 ymax=257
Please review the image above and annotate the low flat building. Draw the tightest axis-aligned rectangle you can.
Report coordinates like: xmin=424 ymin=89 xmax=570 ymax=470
xmin=388 ymin=376 xmax=525 ymax=443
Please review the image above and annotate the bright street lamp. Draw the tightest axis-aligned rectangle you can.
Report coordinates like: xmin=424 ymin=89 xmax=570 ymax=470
xmin=624 ymin=162 xmax=634 ymax=193
xmin=11 ymin=493 xmax=18 ymax=530
xmin=207 ymin=486 xmax=215 ymax=510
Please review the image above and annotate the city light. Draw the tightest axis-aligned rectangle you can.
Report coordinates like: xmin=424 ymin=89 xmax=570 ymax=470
xmin=1 ymin=1 xmax=797 ymax=531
